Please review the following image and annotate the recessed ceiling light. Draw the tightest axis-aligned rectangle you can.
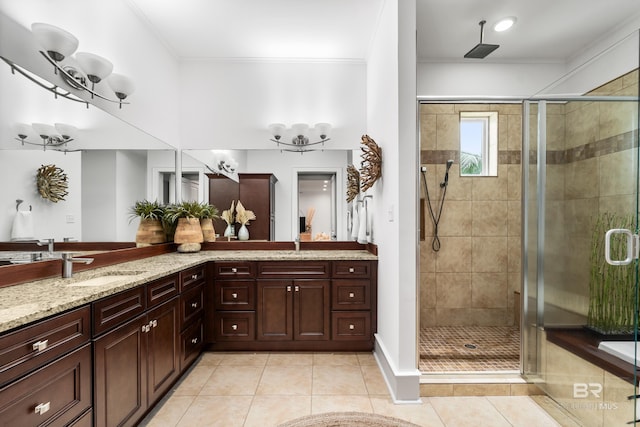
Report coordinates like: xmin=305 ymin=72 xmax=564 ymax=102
xmin=494 ymin=17 xmax=516 ymax=32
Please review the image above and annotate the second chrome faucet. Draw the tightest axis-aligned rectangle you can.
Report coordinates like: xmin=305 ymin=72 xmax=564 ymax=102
xmin=61 ymin=253 xmax=94 ymax=278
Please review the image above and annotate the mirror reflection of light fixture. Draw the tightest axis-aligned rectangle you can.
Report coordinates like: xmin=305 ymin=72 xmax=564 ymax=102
xmin=206 ymin=151 xmax=239 ymax=178
xmin=28 ymin=23 xmax=135 ymax=108
xmin=15 ymin=122 xmax=79 ymax=151
xmin=268 ymin=122 xmax=331 ymax=153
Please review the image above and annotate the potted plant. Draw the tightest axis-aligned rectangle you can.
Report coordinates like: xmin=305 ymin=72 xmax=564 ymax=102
xmin=235 ymin=200 xmax=256 ymax=241
xmin=129 ymin=200 xmax=166 ymax=247
xmin=199 ymin=202 xmax=219 ymax=242
xmin=164 ymin=201 xmax=205 ymax=252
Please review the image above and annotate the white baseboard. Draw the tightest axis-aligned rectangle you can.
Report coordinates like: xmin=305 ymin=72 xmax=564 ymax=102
xmin=373 ymin=333 xmax=422 ymax=404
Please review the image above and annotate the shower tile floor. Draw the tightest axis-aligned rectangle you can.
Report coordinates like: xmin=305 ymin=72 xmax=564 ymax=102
xmin=419 ymin=326 xmax=520 ymax=373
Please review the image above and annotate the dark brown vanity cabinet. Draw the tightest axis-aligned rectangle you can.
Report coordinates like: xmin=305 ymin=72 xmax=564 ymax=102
xmin=331 ymin=261 xmax=376 ymax=341
xmin=93 ymin=274 xmax=180 ymax=427
xmin=0 ymin=307 xmax=92 ymax=427
xmin=179 ymin=265 xmax=206 ymax=370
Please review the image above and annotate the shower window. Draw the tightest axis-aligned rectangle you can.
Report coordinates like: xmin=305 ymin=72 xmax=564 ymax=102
xmin=459 ymin=111 xmax=498 ymax=176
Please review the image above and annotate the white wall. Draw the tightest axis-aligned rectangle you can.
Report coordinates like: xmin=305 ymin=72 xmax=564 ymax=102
xmin=367 ymin=0 xmax=420 ymax=402
xmin=0 ymin=150 xmax=82 ymax=241
xmin=178 ymin=60 xmax=367 ymax=151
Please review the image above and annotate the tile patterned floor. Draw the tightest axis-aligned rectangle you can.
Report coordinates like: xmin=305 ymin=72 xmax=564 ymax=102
xmin=140 ymin=352 xmax=562 ymax=427
xmin=419 ymin=326 xmax=520 ymax=373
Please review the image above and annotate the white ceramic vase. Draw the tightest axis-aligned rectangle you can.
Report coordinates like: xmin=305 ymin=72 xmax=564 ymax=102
xmin=238 ymin=224 xmax=249 ymax=241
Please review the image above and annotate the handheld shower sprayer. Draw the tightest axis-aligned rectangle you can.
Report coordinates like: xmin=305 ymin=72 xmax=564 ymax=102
xmin=440 ymin=160 xmax=454 ymax=188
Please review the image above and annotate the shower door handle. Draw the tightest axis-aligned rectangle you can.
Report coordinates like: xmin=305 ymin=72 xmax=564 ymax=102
xmin=604 ymin=229 xmax=638 ymax=265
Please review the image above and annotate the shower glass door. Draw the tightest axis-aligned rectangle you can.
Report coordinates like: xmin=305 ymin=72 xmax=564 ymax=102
xmin=523 ymin=29 xmax=639 ymax=425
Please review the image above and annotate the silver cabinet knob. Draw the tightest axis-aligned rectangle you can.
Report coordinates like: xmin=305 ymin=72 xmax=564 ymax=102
xmin=191 ymin=337 xmax=199 ymax=344
xmin=349 ymin=324 xmax=355 ymax=330
xmin=191 ymin=302 xmax=199 ymax=308
xmin=32 ymin=340 xmax=48 ymax=352
xmin=150 ymin=320 xmax=158 ymax=328
xmin=294 ymin=285 xmax=300 ymax=292
xmin=231 ymin=293 xmax=238 ymax=299
xmin=231 ymin=324 xmax=238 ymax=330
xmin=231 ymin=267 xmax=238 ymax=273
xmin=287 ymin=286 xmax=292 ymax=292
xmin=349 ymin=292 xmax=355 ymax=298
xmin=349 ymin=267 xmax=355 ymax=273
xmin=191 ymin=274 xmax=198 ymax=280
xmin=34 ymin=402 xmax=50 ymax=415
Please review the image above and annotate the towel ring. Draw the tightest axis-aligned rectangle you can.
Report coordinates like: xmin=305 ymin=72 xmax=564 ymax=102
xmin=16 ymin=199 xmax=32 ymax=212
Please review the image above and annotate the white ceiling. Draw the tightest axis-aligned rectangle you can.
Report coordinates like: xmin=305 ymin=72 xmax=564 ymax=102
xmin=127 ymin=0 xmax=640 ymax=63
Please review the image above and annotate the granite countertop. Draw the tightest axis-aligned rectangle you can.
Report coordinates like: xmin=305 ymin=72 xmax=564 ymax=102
xmin=0 ymin=250 xmax=376 ymax=334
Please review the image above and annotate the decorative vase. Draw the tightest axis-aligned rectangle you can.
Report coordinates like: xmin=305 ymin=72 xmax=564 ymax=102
xmin=135 ymin=219 xmax=165 ymax=247
xmin=238 ymin=224 xmax=249 ymax=241
xmin=200 ymin=218 xmax=216 ymax=242
xmin=224 ymin=224 xmax=234 ymax=238
xmin=173 ymin=217 xmax=203 ymax=253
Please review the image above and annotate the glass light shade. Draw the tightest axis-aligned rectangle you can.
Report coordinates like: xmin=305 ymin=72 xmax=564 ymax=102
xmin=494 ymin=17 xmax=516 ymax=32
xmin=31 ymin=23 xmax=79 ymax=62
xmin=32 ymin=123 xmax=57 ymax=139
xmin=75 ymin=52 xmax=113 ymax=83
xmin=268 ymin=123 xmax=286 ymax=139
xmin=314 ymin=122 xmax=331 ymax=139
xmin=106 ymin=73 xmax=135 ymax=100
xmin=15 ymin=123 xmax=34 ymax=139
xmin=291 ymin=123 xmax=309 ymax=138
xmin=54 ymin=123 xmax=78 ymax=139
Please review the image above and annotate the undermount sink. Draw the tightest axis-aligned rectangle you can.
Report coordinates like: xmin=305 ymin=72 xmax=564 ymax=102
xmin=65 ymin=271 xmax=144 ymax=287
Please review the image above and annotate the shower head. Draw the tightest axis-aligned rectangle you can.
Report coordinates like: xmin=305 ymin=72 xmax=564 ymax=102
xmin=445 ymin=160 xmax=454 ymax=172
xmin=464 ymin=20 xmax=499 ymax=59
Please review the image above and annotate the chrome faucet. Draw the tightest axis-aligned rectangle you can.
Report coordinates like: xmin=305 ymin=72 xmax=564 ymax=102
xmin=37 ymin=238 xmax=55 ymax=254
xmin=294 ymin=236 xmax=300 ymax=253
xmin=61 ymin=253 xmax=94 ymax=278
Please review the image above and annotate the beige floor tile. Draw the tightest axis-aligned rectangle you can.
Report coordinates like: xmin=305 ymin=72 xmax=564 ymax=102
xmin=429 ymin=396 xmax=511 ymax=426
xmin=313 ymin=352 xmax=360 ymax=366
xmin=312 ymin=365 xmax=368 ymax=395
xmin=244 ymin=395 xmax=311 ymax=427
xmin=356 ymin=352 xmax=378 ymax=366
xmin=217 ymin=352 xmax=269 ymax=366
xmin=256 ymin=365 xmax=313 ymax=395
xmin=361 ymin=364 xmax=390 ymax=395
xmin=267 ymin=352 xmax=314 ymax=366
xmin=311 ymin=395 xmax=373 ymax=414
xmin=197 ymin=352 xmax=226 ymax=366
xmin=487 ymin=396 xmax=561 ymax=426
xmin=369 ymin=395 xmax=445 ymax=426
xmin=175 ymin=395 xmax=252 ymax=427
xmin=199 ymin=365 xmax=264 ymax=395
xmin=141 ymin=395 xmax=194 ymax=427
xmin=171 ymin=365 xmax=215 ymax=396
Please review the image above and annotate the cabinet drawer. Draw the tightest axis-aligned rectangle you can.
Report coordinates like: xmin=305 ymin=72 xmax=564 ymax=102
xmin=332 ymin=280 xmax=371 ymax=310
xmin=180 ymin=264 xmax=206 ymax=291
xmin=331 ymin=312 xmax=371 ymax=341
xmin=215 ymin=280 xmax=255 ymax=310
xmin=332 ymin=261 xmax=371 ymax=278
xmin=147 ymin=274 xmax=179 ymax=308
xmin=0 ymin=306 xmax=91 ymax=387
xmin=180 ymin=318 xmax=203 ymax=371
xmin=0 ymin=343 xmax=92 ymax=427
xmin=93 ymin=286 xmax=146 ymax=336
xmin=257 ymin=261 xmax=330 ymax=278
xmin=214 ymin=312 xmax=255 ymax=341
xmin=213 ymin=262 xmax=256 ymax=278
xmin=181 ymin=284 xmax=204 ymax=327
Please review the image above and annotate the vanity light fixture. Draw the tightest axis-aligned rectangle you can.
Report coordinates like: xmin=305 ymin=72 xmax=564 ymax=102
xmin=29 ymin=23 xmax=135 ymax=108
xmin=494 ymin=17 xmax=516 ymax=32
xmin=15 ymin=122 xmax=79 ymax=151
xmin=268 ymin=122 xmax=331 ymax=153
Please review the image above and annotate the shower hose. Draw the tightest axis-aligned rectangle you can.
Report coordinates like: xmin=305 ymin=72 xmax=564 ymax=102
xmin=421 ymin=168 xmax=448 ymax=252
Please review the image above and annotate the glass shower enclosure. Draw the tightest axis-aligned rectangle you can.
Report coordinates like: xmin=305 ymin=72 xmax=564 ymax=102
xmin=522 ymin=30 xmax=640 ymax=425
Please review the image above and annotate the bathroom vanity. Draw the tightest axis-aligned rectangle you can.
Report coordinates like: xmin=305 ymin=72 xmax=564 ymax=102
xmin=0 ymin=246 xmax=377 ymax=426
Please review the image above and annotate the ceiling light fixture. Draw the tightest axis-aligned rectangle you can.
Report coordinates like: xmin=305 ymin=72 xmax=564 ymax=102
xmin=268 ymin=122 xmax=331 ymax=153
xmin=494 ymin=17 xmax=516 ymax=32
xmin=29 ymin=23 xmax=135 ymax=108
xmin=15 ymin=122 xmax=79 ymax=150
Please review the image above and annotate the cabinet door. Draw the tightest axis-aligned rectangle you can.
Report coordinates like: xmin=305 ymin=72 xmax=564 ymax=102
xmin=146 ymin=297 xmax=180 ymax=405
xmin=257 ymin=281 xmax=292 ymax=340
xmin=294 ymin=280 xmax=330 ymax=341
xmin=94 ymin=315 xmax=148 ymax=427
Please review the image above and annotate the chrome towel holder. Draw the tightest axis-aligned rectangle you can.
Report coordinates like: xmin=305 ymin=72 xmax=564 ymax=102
xmin=16 ymin=199 xmax=32 ymax=212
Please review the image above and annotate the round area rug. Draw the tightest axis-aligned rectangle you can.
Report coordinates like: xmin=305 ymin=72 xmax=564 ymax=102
xmin=278 ymin=411 xmax=421 ymax=427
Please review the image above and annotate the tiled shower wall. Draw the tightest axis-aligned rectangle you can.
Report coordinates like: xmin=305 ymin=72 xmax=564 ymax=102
xmin=419 ymin=103 xmax=523 ymax=328
xmin=537 ymin=69 xmax=639 ymax=317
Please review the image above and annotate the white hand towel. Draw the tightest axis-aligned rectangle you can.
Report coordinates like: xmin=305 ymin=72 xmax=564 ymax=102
xmin=351 ymin=203 xmax=360 ymax=240
xmin=357 ymin=201 xmax=368 ymax=244
xmin=11 ymin=211 xmax=35 ymax=241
